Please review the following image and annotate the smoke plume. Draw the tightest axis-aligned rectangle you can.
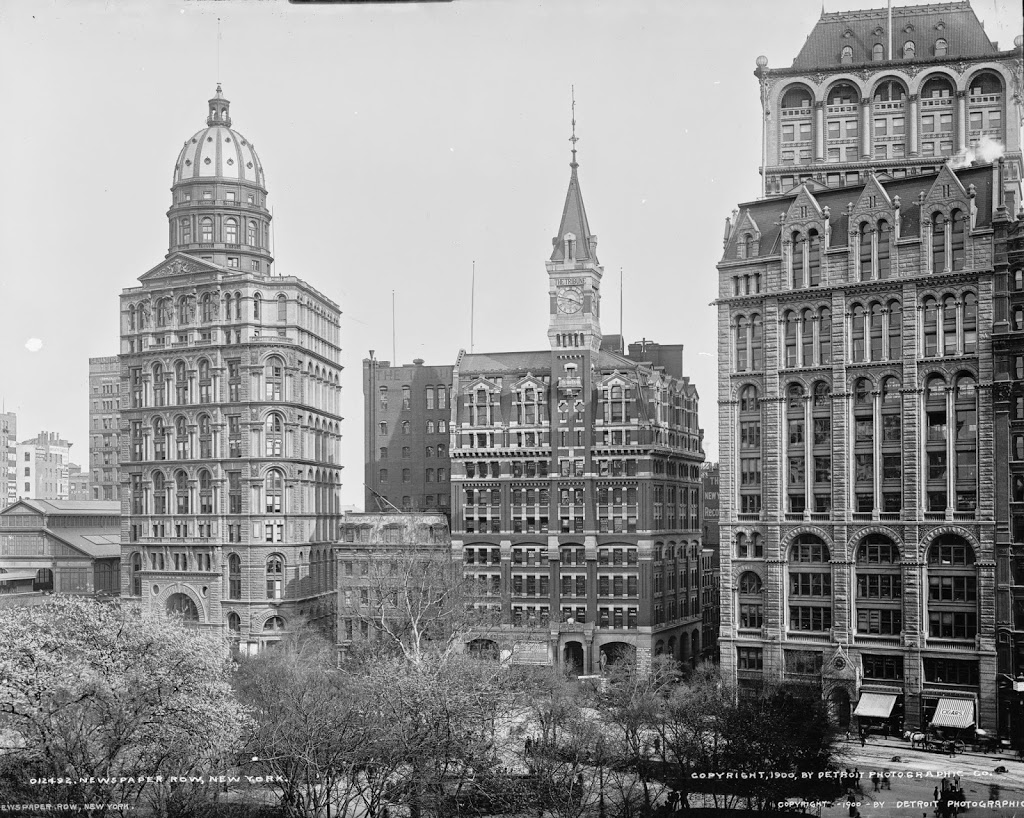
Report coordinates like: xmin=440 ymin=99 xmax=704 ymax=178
xmin=947 ymin=134 xmax=1005 ymax=170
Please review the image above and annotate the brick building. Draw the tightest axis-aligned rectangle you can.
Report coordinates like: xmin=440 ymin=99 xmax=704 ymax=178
xmin=118 ymin=86 xmax=342 ymax=652
xmin=450 ymin=141 xmax=706 ymax=673
xmin=717 ymin=2 xmax=1023 ymax=735
xmin=68 ymin=464 xmax=91 ymax=501
xmin=89 ymin=355 xmax=121 ymax=501
xmin=994 ymin=178 xmax=1024 ymax=743
xmin=363 ymin=358 xmax=453 ymax=521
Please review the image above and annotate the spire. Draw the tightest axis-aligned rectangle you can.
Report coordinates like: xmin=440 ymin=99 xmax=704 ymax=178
xmin=550 ymin=88 xmax=598 ymax=264
xmin=207 ymin=84 xmax=231 ymax=127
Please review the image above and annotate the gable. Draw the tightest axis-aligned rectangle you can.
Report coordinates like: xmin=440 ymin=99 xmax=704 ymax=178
xmin=785 ymin=185 xmax=824 ymax=224
xmin=923 ymin=164 xmax=969 ymax=206
xmin=138 ymin=252 xmax=223 ymax=283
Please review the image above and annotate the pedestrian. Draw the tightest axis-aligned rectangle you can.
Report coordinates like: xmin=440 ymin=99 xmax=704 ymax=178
xmin=934 ymin=786 xmax=939 ymax=802
xmin=953 ymin=774 xmax=960 ymax=790
xmin=871 ymin=772 xmax=879 ymax=792
xmin=525 ymin=735 xmax=532 ymax=755
xmin=883 ymin=770 xmax=891 ymax=790
xmin=861 ymin=732 xmax=866 ymax=747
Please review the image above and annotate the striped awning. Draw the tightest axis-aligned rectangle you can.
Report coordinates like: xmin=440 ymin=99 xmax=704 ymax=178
xmin=931 ymin=698 xmax=975 ymax=729
xmin=854 ymin=692 xmax=897 ymax=718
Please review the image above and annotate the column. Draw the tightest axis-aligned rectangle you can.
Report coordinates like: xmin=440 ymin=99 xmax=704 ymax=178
xmin=956 ymin=91 xmax=967 ymax=152
xmin=873 ymin=389 xmax=882 ymax=516
xmin=908 ymin=95 xmax=919 ymax=156
xmin=815 ymin=102 xmax=825 ymax=161
xmin=946 ymin=387 xmax=955 ymax=516
xmin=861 ymin=98 xmax=872 ymax=159
xmin=803 ymin=394 xmax=813 ymax=520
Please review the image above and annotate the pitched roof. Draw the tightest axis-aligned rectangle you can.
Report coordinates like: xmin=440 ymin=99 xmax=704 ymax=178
xmin=550 ymin=164 xmax=598 ymax=264
xmin=18 ymin=499 xmax=121 ymax=515
xmin=459 ymin=351 xmax=553 ymax=374
xmin=792 ymin=1 xmax=998 ymax=70
xmin=722 ymin=164 xmax=994 ymax=262
xmin=50 ymin=532 xmax=121 ymax=560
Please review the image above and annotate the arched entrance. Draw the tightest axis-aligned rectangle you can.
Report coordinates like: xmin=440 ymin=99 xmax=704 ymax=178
xmin=467 ymin=638 xmax=500 ymax=660
xmin=828 ymin=687 xmax=852 ymax=730
xmin=690 ymin=630 xmax=700 ymax=667
xmin=563 ymin=641 xmax=584 ymax=674
xmin=667 ymin=635 xmax=677 ymax=660
xmin=599 ymin=642 xmax=636 ymax=670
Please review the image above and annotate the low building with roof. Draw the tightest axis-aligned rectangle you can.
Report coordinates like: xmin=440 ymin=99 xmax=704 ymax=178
xmin=0 ymin=499 xmax=121 ymax=597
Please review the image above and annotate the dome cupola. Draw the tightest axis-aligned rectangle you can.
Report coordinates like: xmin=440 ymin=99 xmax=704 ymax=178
xmin=166 ymin=85 xmax=273 ymax=274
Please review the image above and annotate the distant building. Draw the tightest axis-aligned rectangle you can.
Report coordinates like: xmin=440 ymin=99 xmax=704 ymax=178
xmin=363 ymin=357 xmax=453 ymax=520
xmin=336 ymin=511 xmax=452 ymax=651
xmin=701 ymin=463 xmax=721 ymax=663
xmin=68 ymin=464 xmax=91 ymax=501
xmin=0 ymin=499 xmax=121 ymax=595
xmin=701 ymin=462 xmax=720 ymax=552
xmin=89 ymin=356 xmax=121 ymax=501
xmin=0 ymin=412 xmax=15 ymax=508
xmin=16 ymin=432 xmax=72 ymax=500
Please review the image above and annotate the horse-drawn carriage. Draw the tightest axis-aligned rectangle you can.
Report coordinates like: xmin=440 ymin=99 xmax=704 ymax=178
xmin=905 ymin=730 xmax=966 ymax=755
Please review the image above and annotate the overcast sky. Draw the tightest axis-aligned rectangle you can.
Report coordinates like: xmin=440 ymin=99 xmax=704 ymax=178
xmin=0 ymin=0 xmax=1019 ymax=508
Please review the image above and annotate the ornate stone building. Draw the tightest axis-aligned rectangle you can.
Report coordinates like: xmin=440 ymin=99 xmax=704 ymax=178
xmin=118 ymin=86 xmax=342 ymax=652
xmin=450 ymin=145 xmax=707 ymax=672
xmin=717 ymin=2 xmax=1023 ymax=736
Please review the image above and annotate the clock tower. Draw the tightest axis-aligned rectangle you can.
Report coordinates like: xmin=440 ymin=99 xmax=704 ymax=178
xmin=546 ymin=144 xmax=603 ymax=352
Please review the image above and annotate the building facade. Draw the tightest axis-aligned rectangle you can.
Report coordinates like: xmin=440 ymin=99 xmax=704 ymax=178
xmin=0 ymin=412 xmax=15 ymax=508
xmin=336 ymin=511 xmax=451 ymax=650
xmin=0 ymin=499 xmax=121 ymax=596
xmin=718 ymin=2 xmax=1023 ymax=736
xmin=994 ymin=183 xmax=1024 ymax=743
xmin=68 ymin=465 xmax=91 ymax=501
xmin=756 ymin=1 xmax=1022 ymax=207
xmin=451 ymin=148 xmax=706 ymax=672
xmin=16 ymin=432 xmax=72 ymax=501
xmin=89 ymin=355 xmax=121 ymax=501
xmin=363 ymin=357 xmax=453 ymax=520
xmin=118 ymin=86 xmax=342 ymax=652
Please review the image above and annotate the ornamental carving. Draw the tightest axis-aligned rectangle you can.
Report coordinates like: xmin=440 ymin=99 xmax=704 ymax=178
xmin=155 ymin=259 xmax=200 ymax=278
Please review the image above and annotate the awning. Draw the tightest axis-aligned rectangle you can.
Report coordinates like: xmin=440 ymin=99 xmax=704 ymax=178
xmin=854 ymin=692 xmax=897 ymax=719
xmin=930 ymin=698 xmax=975 ymax=729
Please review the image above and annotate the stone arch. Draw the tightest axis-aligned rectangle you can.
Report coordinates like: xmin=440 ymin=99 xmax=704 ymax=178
xmin=910 ymin=67 xmax=959 ymax=96
xmin=917 ymin=525 xmax=981 ymax=560
xmin=779 ymin=525 xmax=835 ymax=553
xmin=153 ymin=582 xmax=207 ymax=623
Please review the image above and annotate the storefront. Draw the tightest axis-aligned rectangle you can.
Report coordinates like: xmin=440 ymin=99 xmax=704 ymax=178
xmin=853 ymin=691 xmax=903 ymax=736
xmin=924 ymin=696 xmax=976 ymax=738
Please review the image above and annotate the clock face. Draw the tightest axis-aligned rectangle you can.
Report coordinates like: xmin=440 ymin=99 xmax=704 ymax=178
xmin=557 ymin=286 xmax=583 ymax=314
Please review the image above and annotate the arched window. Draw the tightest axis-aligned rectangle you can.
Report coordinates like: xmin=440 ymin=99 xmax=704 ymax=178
xmin=227 ymin=612 xmax=241 ymax=634
xmin=402 ymin=421 xmax=410 ymax=435
xmin=175 ymin=470 xmax=190 ymax=514
xmin=872 ymin=43 xmax=884 ymax=61
xmin=253 ymin=293 xmax=261 ymax=320
xmin=924 ymin=375 xmax=948 ymax=512
xmin=786 ymin=383 xmax=806 ymax=514
xmin=962 ymin=292 xmax=977 ymax=353
xmin=751 ymin=315 xmax=763 ymax=370
xmin=153 ymin=471 xmax=167 ymax=514
xmin=923 ymin=296 xmax=939 ymax=356
xmin=266 ymin=469 xmax=284 ymax=513
xmin=954 ymin=374 xmax=978 ymax=512
xmin=807 ymin=229 xmax=820 ymax=286
xmin=735 ymin=316 xmax=749 ymax=371
xmin=266 ymin=556 xmax=284 ymax=599
xmin=156 ymin=298 xmax=172 ymax=328
xmin=174 ymin=361 xmax=187 ymax=405
xmin=200 ymin=293 xmax=214 ymax=323
xmin=811 ymin=381 xmax=832 ymax=512
xmin=942 ymin=295 xmax=957 ymax=355
xmin=225 ymin=218 xmax=238 ymax=244
xmin=877 ymin=219 xmax=891 ymax=279
xmin=277 ymin=295 xmax=287 ymax=322
xmin=198 ymin=413 xmax=212 ymax=457
xmin=950 ymin=209 xmax=965 ymax=271
xmin=167 ymin=593 xmax=199 ymax=622
xmin=859 ymin=222 xmax=873 ymax=280
xmin=223 ymin=293 xmax=233 ymax=321
xmin=788 ymin=535 xmax=832 ymax=632
xmin=264 ymin=616 xmax=286 ymax=632
xmin=265 ymin=356 xmax=284 ymax=400
xmin=266 ymin=413 xmax=284 ymax=456
xmin=800 ymin=309 xmax=814 ymax=366
xmin=880 ymin=376 xmax=902 ymax=512
xmin=819 ymin=307 xmax=831 ymax=365
xmin=926 ymin=536 xmax=977 ymax=639
xmin=869 ymin=302 xmax=884 ymax=362
xmin=228 ymin=554 xmax=241 ymax=600
xmin=851 ymin=303 xmax=867 ymax=362
xmin=738 ymin=571 xmax=764 ymax=630
xmin=201 ymin=217 xmax=213 ymax=243
xmin=903 ymin=40 xmax=915 ymax=59
xmin=199 ymin=469 xmax=213 ymax=514
xmin=153 ymin=417 xmax=166 ymax=461
xmin=792 ymin=231 xmax=805 ymax=288
xmin=175 ymin=415 xmax=190 ymax=459
xmin=841 ymin=45 xmax=853 ymax=64
xmin=181 ymin=218 xmax=191 ymax=245
xmin=248 ymin=220 xmax=258 ymax=247
xmin=934 ymin=38 xmax=947 ymax=56
xmin=128 ymin=304 xmax=136 ymax=331
xmin=887 ymin=300 xmax=901 ymax=357
xmin=856 ymin=535 xmax=902 ymax=635
xmin=932 ymin=212 xmax=946 ymax=272
xmin=784 ymin=310 xmax=798 ymax=367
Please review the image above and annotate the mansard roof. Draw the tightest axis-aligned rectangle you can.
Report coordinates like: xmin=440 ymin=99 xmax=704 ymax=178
xmin=721 ymin=164 xmax=993 ymax=262
xmin=791 ymin=2 xmax=999 ymax=70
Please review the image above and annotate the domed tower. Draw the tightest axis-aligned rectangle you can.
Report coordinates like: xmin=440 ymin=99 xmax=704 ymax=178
xmin=166 ymin=85 xmax=273 ymax=274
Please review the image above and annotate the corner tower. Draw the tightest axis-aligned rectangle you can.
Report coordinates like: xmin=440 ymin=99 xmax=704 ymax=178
xmin=546 ymin=132 xmax=603 ymax=353
xmin=166 ymin=85 xmax=274 ymax=274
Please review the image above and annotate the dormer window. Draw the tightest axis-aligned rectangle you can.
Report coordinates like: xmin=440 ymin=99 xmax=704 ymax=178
xmin=564 ymin=233 xmax=577 ymax=262
xmin=872 ymin=43 xmax=884 ymax=61
xmin=841 ymin=45 xmax=853 ymax=64
xmin=903 ymin=41 xmax=916 ymax=59
xmin=935 ymin=38 xmax=947 ymax=56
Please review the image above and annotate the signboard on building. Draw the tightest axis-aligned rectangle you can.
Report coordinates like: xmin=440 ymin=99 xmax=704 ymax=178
xmin=510 ymin=640 xmax=552 ymax=665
